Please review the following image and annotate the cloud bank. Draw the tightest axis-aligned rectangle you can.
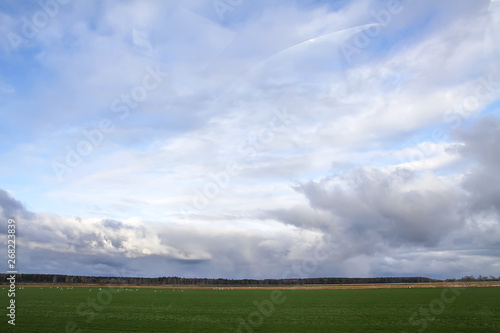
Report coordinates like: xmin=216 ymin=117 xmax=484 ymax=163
xmin=0 ymin=0 xmax=499 ymax=279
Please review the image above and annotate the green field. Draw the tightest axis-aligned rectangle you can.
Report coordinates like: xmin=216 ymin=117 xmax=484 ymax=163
xmin=1 ymin=286 xmax=499 ymax=332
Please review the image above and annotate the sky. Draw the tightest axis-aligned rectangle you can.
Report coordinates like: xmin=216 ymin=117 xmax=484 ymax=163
xmin=0 ymin=0 xmax=499 ymax=280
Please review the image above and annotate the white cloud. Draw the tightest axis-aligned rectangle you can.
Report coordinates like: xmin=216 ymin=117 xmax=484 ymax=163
xmin=1 ymin=0 xmax=499 ymax=279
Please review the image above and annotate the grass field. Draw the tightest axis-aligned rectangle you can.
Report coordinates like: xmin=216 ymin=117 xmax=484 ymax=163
xmin=1 ymin=285 xmax=499 ymax=332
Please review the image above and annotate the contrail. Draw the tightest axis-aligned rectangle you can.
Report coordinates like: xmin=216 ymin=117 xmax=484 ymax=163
xmin=210 ymin=22 xmax=380 ymax=101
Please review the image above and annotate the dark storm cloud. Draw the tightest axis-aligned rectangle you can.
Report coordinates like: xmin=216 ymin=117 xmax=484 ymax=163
xmin=264 ymin=115 xmax=500 ymax=278
xmin=0 ymin=189 xmax=34 ymax=222
xmin=266 ymin=205 xmax=336 ymax=232
xmin=0 ymin=193 xmax=214 ymax=275
xmin=292 ymin=167 xmax=463 ymax=246
xmin=454 ymin=115 xmax=500 ymax=214
xmin=0 ymin=190 xmax=301 ymax=278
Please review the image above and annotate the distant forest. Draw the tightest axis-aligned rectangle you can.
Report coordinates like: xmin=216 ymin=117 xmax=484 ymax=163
xmin=1 ymin=274 xmax=498 ymax=286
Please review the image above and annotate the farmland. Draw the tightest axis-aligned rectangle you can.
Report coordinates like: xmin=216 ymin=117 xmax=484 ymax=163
xmin=1 ymin=285 xmax=499 ymax=332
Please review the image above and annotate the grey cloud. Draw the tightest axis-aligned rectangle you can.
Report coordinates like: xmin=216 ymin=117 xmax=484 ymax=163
xmin=266 ymin=204 xmax=338 ymax=233
xmin=0 ymin=190 xmax=305 ymax=278
xmin=294 ymin=167 xmax=463 ymax=246
xmin=0 ymin=190 xmax=34 ymax=235
xmin=0 ymin=189 xmax=32 ymax=220
xmin=1 ymin=180 xmax=498 ymax=279
xmin=264 ymin=115 xmax=500 ymax=278
xmin=454 ymin=115 xmax=500 ymax=214
xmin=102 ymin=219 xmax=125 ymax=230
xmin=2 ymin=118 xmax=499 ymax=280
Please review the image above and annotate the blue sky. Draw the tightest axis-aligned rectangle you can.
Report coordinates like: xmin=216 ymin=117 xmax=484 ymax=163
xmin=0 ymin=0 xmax=499 ymax=279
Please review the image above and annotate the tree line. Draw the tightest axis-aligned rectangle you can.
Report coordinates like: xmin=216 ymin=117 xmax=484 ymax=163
xmin=445 ymin=275 xmax=500 ymax=282
xmin=1 ymin=274 xmax=497 ymax=286
xmin=0 ymin=274 xmax=441 ymax=286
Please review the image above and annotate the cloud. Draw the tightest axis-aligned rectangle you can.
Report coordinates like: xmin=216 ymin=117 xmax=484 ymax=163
xmin=0 ymin=190 xmax=33 ymax=225
xmin=3 ymin=109 xmax=500 ymax=279
xmin=291 ymin=167 xmax=463 ymax=246
xmin=0 ymin=188 xmax=321 ymax=278
xmin=454 ymin=115 xmax=500 ymax=214
xmin=267 ymin=113 xmax=500 ymax=277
